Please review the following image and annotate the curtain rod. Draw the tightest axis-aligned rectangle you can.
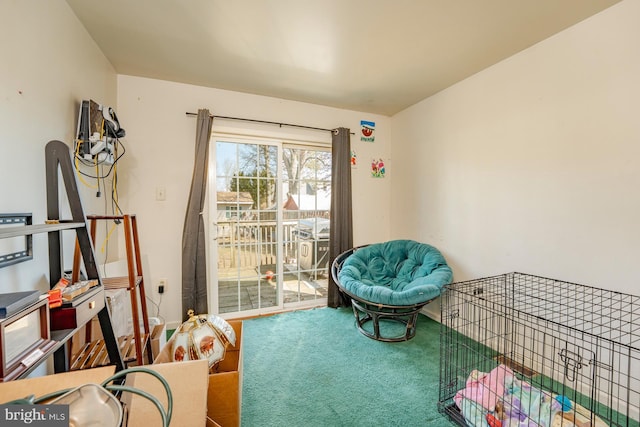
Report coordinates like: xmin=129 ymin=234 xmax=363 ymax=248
xmin=186 ymin=112 xmax=354 ymax=134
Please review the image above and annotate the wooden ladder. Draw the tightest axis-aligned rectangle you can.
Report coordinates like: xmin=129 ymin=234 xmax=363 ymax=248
xmin=71 ymin=214 xmax=153 ymax=368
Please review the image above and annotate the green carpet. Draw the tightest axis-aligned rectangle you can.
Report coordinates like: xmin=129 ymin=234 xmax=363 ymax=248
xmin=241 ymin=307 xmax=453 ymax=426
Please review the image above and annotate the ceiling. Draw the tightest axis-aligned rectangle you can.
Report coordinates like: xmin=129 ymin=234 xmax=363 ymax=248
xmin=66 ymin=0 xmax=621 ymax=116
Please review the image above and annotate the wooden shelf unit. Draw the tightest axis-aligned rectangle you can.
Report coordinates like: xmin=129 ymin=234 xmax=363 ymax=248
xmin=72 ymin=214 xmax=153 ymax=367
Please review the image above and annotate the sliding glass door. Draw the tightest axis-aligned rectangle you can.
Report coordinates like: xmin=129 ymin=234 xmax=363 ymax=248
xmin=209 ymin=136 xmax=330 ymax=317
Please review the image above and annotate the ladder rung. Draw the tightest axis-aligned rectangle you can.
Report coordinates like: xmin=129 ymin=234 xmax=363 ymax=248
xmin=103 ymin=276 xmax=143 ymax=290
xmin=70 ymin=333 xmax=150 ymax=370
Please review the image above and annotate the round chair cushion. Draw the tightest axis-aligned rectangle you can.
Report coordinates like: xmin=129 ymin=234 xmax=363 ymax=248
xmin=337 ymin=239 xmax=452 ymax=306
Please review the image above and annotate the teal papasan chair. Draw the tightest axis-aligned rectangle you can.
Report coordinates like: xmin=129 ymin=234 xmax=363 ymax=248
xmin=331 ymin=239 xmax=452 ymax=342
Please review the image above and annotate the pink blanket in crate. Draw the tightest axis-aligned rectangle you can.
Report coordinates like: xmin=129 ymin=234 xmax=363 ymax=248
xmin=453 ymin=364 xmax=601 ymax=427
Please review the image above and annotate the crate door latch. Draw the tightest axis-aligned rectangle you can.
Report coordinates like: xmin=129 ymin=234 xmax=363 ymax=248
xmin=559 ymin=348 xmax=584 ymax=382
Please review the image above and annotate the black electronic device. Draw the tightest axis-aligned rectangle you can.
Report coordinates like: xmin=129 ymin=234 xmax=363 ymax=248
xmin=75 ymin=99 xmax=125 ymax=163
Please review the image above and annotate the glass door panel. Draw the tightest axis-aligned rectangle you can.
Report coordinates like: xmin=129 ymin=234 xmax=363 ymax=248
xmin=211 ymin=138 xmax=330 ymax=316
xmin=282 ymin=146 xmax=331 ymax=306
xmin=213 ymin=140 xmax=279 ymax=315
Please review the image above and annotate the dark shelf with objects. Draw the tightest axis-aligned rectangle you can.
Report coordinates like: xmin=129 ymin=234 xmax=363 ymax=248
xmin=0 ymin=140 xmax=124 ymax=381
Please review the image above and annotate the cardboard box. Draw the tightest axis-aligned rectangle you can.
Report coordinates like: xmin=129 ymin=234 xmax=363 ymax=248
xmin=0 ymin=362 xmax=209 ymax=427
xmin=155 ymin=320 xmax=243 ymax=427
xmin=208 ymin=320 xmax=243 ymax=427
xmin=123 ymin=359 xmax=209 ymax=427
xmin=0 ymin=366 xmax=115 ymax=403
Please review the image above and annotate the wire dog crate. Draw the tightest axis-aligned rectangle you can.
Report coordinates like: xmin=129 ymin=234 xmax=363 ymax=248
xmin=438 ymin=272 xmax=639 ymax=427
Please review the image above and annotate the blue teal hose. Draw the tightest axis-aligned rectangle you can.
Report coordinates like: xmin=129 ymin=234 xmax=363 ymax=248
xmin=101 ymin=366 xmax=173 ymax=427
xmin=5 ymin=366 xmax=174 ymax=427
xmin=106 ymin=384 xmax=168 ymax=426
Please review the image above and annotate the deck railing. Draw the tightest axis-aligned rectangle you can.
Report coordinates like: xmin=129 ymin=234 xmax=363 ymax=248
xmin=216 ymin=211 xmax=329 ymax=270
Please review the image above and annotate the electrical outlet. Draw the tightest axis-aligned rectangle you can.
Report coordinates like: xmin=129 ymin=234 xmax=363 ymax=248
xmin=158 ymin=278 xmax=168 ymax=294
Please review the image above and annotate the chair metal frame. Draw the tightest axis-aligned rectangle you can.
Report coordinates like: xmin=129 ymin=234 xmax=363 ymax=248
xmin=331 ymin=245 xmax=436 ymax=342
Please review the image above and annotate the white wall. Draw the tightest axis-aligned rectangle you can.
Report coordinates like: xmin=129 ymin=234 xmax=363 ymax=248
xmin=392 ymin=0 xmax=640 ymax=297
xmin=0 ymin=1 xmax=117 ymax=292
xmin=116 ymin=76 xmax=391 ymax=326
xmin=0 ymin=0 xmax=117 ymax=376
xmin=7 ymin=0 xmax=631 ymax=337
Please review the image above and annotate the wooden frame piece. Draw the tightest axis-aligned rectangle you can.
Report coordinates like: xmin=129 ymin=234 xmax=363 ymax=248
xmin=0 ymin=299 xmax=56 ymax=381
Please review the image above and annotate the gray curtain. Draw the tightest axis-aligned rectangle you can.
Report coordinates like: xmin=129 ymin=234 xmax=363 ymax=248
xmin=182 ymin=109 xmax=213 ymax=320
xmin=328 ymin=127 xmax=353 ymax=308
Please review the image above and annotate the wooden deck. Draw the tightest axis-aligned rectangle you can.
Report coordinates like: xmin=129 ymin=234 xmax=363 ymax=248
xmin=215 ymin=219 xmax=330 ymax=313
xmin=218 ymin=267 xmax=328 ymax=313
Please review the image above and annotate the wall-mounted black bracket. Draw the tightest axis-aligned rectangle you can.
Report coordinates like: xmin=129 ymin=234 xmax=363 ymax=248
xmin=0 ymin=213 xmax=33 ymax=268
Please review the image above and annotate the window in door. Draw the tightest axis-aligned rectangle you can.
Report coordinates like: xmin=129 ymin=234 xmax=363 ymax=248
xmin=210 ymin=137 xmax=330 ymax=317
